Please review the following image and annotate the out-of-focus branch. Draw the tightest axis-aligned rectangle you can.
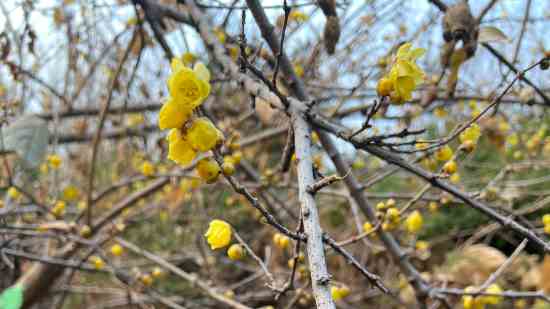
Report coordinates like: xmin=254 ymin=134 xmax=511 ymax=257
xmin=116 ymin=237 xmax=253 ymax=309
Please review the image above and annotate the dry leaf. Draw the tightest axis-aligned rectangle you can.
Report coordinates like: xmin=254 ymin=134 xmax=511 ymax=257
xmin=478 ymin=26 xmax=511 ymax=43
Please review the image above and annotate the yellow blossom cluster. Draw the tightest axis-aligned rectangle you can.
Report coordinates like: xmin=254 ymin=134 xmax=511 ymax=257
xmin=158 ymin=57 xmax=224 ymax=183
xmin=377 ymin=43 xmax=426 ymax=104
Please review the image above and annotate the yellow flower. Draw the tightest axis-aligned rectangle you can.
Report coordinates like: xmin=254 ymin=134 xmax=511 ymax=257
xmin=110 ymin=244 xmax=123 ymax=257
xmin=158 ymin=97 xmax=193 ymax=130
xmin=167 ymin=129 xmax=197 ymax=166
xmin=442 ymin=160 xmax=457 ymax=174
xmin=140 ymin=274 xmax=153 ymax=286
xmin=387 ymin=43 xmax=425 ymax=101
xmin=204 ymin=219 xmax=232 ymax=250
xmin=213 ymin=28 xmax=226 ymax=44
xmin=90 ymin=256 xmax=105 ymax=270
xmin=288 ymin=11 xmax=309 ymax=22
xmin=227 ymin=244 xmax=245 ymax=260
xmin=293 ymin=63 xmax=304 ymax=77
xmin=231 ymin=151 xmax=243 ymax=164
xmin=141 ymin=161 xmax=155 ymax=176
xmin=542 ymin=214 xmax=550 ymax=225
xmin=331 ymin=285 xmax=351 ymax=301
xmin=186 ymin=117 xmax=224 ymax=152
xmin=197 ymin=158 xmax=221 ymax=183
xmin=62 ymin=185 xmax=80 ymax=202
xmin=405 ymin=210 xmax=423 ymax=234
xmin=462 ymin=286 xmax=478 ymax=309
xmin=273 ymin=233 xmax=290 ymax=249
xmin=435 ymin=145 xmax=453 ymax=162
xmin=168 ymin=61 xmax=210 ymax=109
xmin=429 ymin=201 xmax=439 ymax=213
xmin=507 ymin=133 xmax=518 ymax=146
xmin=479 ymin=284 xmax=502 ymax=305
xmin=222 ymin=159 xmax=236 ymax=176
xmin=152 ymin=267 xmax=164 ymax=278
xmin=363 ymin=222 xmax=374 ymax=233
xmin=415 ymin=241 xmax=429 ymax=251
xmin=7 ymin=186 xmax=21 ymax=200
xmin=47 ymin=154 xmax=62 ymax=169
xmin=182 ymin=52 xmax=197 ymax=65
xmin=460 ymin=123 xmax=481 ymax=144
xmin=386 ymin=207 xmax=400 ymax=223
xmin=450 ymin=173 xmax=461 ymax=183
xmin=52 ymin=201 xmax=66 ymax=217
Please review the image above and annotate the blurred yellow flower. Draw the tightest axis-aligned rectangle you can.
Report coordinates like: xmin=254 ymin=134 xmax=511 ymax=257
xmin=435 ymin=145 xmax=453 ymax=162
xmin=405 ymin=210 xmax=423 ymax=234
xmin=141 ymin=161 xmax=155 ymax=176
xmin=47 ymin=154 xmax=62 ymax=169
xmin=62 ymin=185 xmax=80 ymax=202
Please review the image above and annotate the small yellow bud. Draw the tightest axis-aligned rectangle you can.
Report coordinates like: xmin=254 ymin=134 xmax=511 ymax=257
xmin=363 ymin=222 xmax=374 ymax=233
xmin=91 ymin=256 xmax=105 ymax=270
xmin=460 ymin=140 xmax=476 ymax=153
xmin=110 ymin=244 xmax=124 ymax=257
xmin=442 ymin=160 xmax=457 ymax=174
xmin=152 ymin=267 xmax=164 ymax=278
xmin=141 ymin=161 xmax=155 ymax=176
xmin=80 ymin=225 xmax=92 ymax=238
xmin=222 ymin=160 xmax=236 ymax=176
xmin=227 ymin=244 xmax=245 ymax=260
xmin=140 ymin=274 xmax=153 ymax=286
xmin=377 ymin=77 xmax=393 ymax=97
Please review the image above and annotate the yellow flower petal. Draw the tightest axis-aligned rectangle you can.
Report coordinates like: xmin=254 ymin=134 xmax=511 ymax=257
xmin=167 ymin=129 xmax=197 ymax=166
xmin=186 ymin=117 xmax=224 ymax=152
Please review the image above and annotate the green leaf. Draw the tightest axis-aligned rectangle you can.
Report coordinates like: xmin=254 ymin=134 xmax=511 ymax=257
xmin=2 ymin=115 xmax=50 ymax=168
xmin=0 ymin=284 xmax=24 ymax=309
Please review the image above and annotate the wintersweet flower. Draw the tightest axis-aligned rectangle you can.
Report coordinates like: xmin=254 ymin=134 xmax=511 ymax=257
xmin=405 ymin=210 xmax=423 ymax=234
xmin=459 ymin=123 xmax=481 ymax=144
xmin=167 ymin=61 xmax=210 ymax=109
xmin=186 ymin=117 xmax=224 ymax=152
xmin=388 ymin=43 xmax=426 ymax=102
xmin=435 ymin=145 xmax=453 ymax=162
xmin=204 ymin=219 xmax=232 ymax=250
